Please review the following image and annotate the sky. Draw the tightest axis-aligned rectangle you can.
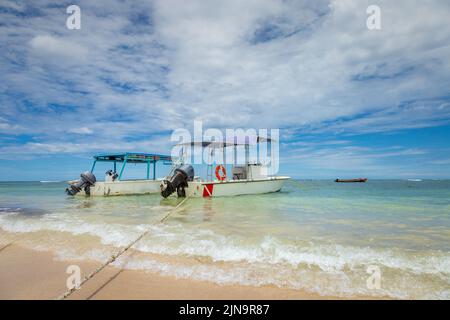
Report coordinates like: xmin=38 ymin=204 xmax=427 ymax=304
xmin=0 ymin=0 xmax=450 ymax=180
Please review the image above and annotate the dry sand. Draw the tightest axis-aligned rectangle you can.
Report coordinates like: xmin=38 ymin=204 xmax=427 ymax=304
xmin=0 ymin=243 xmax=336 ymax=300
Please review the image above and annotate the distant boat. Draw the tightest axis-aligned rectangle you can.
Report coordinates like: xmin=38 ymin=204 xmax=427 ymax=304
xmin=407 ymin=179 xmax=422 ymax=182
xmin=335 ymin=178 xmax=367 ymax=183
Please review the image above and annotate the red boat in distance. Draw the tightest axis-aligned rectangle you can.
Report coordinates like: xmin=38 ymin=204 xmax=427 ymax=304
xmin=335 ymin=178 xmax=368 ymax=183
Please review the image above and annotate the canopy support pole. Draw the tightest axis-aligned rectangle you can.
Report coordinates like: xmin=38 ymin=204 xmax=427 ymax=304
xmin=118 ymin=156 xmax=128 ymax=180
xmin=90 ymin=160 xmax=97 ymax=173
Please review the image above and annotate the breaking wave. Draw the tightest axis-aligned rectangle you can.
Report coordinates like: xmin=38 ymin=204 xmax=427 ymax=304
xmin=1 ymin=213 xmax=449 ymax=299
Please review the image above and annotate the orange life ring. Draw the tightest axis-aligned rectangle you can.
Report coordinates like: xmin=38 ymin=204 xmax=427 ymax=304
xmin=215 ymin=165 xmax=227 ymax=181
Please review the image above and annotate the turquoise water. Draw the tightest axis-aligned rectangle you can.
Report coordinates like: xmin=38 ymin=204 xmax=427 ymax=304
xmin=0 ymin=180 xmax=449 ymax=299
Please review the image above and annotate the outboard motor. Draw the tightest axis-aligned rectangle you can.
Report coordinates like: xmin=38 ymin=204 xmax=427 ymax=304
xmin=160 ymin=165 xmax=194 ymax=198
xmin=66 ymin=171 xmax=97 ymax=196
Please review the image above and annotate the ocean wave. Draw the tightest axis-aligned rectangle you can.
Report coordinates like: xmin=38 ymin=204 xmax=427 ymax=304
xmin=2 ymin=215 xmax=449 ymax=299
xmin=0 ymin=207 xmax=22 ymax=214
xmin=120 ymin=257 xmax=422 ymax=299
xmin=1 ymin=215 xmax=449 ymax=277
xmin=0 ymin=207 xmax=48 ymax=217
xmin=133 ymin=225 xmax=450 ymax=276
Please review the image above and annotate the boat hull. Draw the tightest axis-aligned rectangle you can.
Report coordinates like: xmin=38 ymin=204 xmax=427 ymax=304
xmin=183 ymin=177 xmax=290 ymax=198
xmin=73 ymin=179 xmax=163 ymax=196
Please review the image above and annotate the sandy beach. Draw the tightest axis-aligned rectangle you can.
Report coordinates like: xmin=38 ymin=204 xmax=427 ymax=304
xmin=0 ymin=240 xmax=334 ymax=300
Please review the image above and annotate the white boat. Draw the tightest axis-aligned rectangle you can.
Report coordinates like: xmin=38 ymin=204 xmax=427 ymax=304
xmin=184 ymin=175 xmax=289 ymax=198
xmin=160 ymin=139 xmax=290 ymax=198
xmin=66 ymin=153 xmax=172 ymax=196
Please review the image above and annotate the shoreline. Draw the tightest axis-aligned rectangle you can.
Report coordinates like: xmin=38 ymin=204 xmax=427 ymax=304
xmin=0 ymin=242 xmax=342 ymax=300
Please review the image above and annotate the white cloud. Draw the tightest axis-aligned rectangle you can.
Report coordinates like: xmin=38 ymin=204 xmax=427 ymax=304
xmin=0 ymin=0 xmax=449 ymax=174
xmin=0 ymin=0 xmax=25 ymax=12
xmin=30 ymin=35 xmax=88 ymax=62
xmin=67 ymin=127 xmax=94 ymax=135
xmin=0 ymin=117 xmax=21 ymax=132
xmin=282 ymin=144 xmax=432 ymax=178
xmin=146 ymin=0 xmax=450 ymax=130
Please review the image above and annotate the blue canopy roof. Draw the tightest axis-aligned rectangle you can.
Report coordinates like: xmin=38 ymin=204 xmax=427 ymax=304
xmin=94 ymin=153 xmax=172 ymax=163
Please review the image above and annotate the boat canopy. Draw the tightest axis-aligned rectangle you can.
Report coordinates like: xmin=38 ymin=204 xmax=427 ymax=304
xmin=94 ymin=153 xmax=172 ymax=163
xmin=177 ymin=136 xmax=275 ymax=149
xmin=91 ymin=152 xmax=172 ymax=180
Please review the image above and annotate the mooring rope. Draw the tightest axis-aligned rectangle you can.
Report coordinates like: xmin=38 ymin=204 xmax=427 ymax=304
xmin=56 ymin=196 xmax=190 ymax=300
xmin=0 ymin=232 xmax=27 ymax=253
xmin=0 ymin=242 xmax=14 ymax=253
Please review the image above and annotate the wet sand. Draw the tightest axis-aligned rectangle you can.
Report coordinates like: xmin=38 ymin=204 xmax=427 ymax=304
xmin=0 ymin=242 xmax=336 ymax=300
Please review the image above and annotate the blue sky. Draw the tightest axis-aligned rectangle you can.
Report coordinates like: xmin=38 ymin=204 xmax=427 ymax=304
xmin=0 ymin=0 xmax=450 ymax=180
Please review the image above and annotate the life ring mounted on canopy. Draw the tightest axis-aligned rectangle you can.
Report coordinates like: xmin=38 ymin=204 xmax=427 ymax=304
xmin=215 ymin=165 xmax=227 ymax=181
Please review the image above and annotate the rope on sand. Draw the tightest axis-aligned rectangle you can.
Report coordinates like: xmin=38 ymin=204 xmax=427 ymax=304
xmin=0 ymin=242 xmax=14 ymax=253
xmin=56 ymin=196 xmax=190 ymax=300
xmin=0 ymin=233 xmax=25 ymax=253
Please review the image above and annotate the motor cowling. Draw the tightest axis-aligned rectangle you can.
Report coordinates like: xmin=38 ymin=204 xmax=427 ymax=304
xmin=66 ymin=171 xmax=97 ymax=196
xmin=160 ymin=165 xmax=194 ymax=198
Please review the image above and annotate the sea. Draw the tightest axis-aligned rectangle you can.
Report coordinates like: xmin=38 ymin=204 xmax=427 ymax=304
xmin=0 ymin=179 xmax=449 ymax=299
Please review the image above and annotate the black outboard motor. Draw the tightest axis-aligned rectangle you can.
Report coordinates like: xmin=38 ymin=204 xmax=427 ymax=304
xmin=160 ymin=165 xmax=194 ymax=198
xmin=66 ymin=171 xmax=97 ymax=196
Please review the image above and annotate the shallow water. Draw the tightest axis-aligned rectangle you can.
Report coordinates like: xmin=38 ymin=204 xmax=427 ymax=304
xmin=0 ymin=180 xmax=449 ymax=299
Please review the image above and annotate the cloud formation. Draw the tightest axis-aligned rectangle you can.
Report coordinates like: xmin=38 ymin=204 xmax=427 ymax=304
xmin=0 ymin=0 xmax=449 ymax=177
